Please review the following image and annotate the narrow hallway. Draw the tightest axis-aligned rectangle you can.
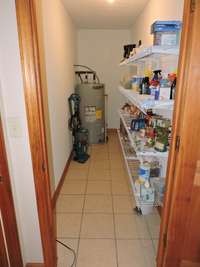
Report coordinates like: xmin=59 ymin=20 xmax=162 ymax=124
xmin=56 ymin=132 xmax=160 ymax=267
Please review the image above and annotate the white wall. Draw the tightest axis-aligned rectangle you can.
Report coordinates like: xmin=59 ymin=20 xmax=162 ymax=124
xmin=77 ymin=29 xmax=131 ymax=129
xmin=0 ymin=0 xmax=43 ymax=264
xmin=41 ymin=0 xmax=76 ymax=188
xmin=131 ymin=0 xmax=184 ymax=46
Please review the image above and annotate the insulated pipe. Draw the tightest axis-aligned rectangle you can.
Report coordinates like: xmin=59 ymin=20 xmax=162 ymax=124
xmin=74 ymin=64 xmax=100 ymax=84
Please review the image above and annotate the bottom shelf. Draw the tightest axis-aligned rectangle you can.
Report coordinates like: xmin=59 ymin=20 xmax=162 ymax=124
xmin=118 ymin=129 xmax=164 ymax=215
xmin=117 ymin=130 xmax=154 ymax=215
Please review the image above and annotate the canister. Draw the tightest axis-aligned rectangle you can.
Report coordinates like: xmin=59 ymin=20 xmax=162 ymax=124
xmin=139 ymin=163 xmax=150 ymax=183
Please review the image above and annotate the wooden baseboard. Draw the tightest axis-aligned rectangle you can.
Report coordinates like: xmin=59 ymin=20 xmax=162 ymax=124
xmin=107 ymin=128 xmax=117 ymax=134
xmin=26 ymin=264 xmax=44 ymax=267
xmin=52 ymin=151 xmax=73 ymax=208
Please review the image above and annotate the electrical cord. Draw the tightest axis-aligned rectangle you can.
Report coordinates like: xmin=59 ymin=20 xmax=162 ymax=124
xmin=56 ymin=239 xmax=76 ymax=267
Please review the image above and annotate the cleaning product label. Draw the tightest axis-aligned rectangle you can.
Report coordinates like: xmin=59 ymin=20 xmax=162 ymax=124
xmin=140 ymin=185 xmax=155 ymax=203
xmin=159 ymin=87 xmax=171 ymax=100
xmin=96 ymin=109 xmax=102 ymax=120
xmin=139 ymin=164 xmax=150 ymax=183
xmin=85 ymin=106 xmax=96 ymax=122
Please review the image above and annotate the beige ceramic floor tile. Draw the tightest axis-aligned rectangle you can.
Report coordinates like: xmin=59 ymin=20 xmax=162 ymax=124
xmin=90 ymin=160 xmax=110 ymax=170
xmin=110 ymin=169 xmax=126 ymax=181
xmin=109 ymin=147 xmax=121 ymax=153
xmin=91 ymin=148 xmax=108 ymax=155
xmin=88 ymin=169 xmax=111 ymax=181
xmin=57 ymin=239 xmax=78 ymax=267
xmin=153 ymin=239 xmax=159 ymax=254
xmin=130 ymin=195 xmax=136 ymax=207
xmin=60 ymin=181 xmax=87 ymax=195
xmin=56 ymin=195 xmax=84 ymax=213
xmin=92 ymin=146 xmax=108 ymax=154
xmin=57 ymin=213 xmax=82 ymax=238
xmin=117 ymin=239 xmax=156 ymax=267
xmin=140 ymin=239 xmax=156 ymax=266
xmin=110 ymin=160 xmax=125 ymax=170
xmin=90 ymin=152 xmax=109 ymax=160
xmin=84 ymin=195 xmax=113 ymax=213
xmin=69 ymin=160 xmax=90 ymax=170
xmin=109 ymin=155 xmax=123 ymax=162
xmin=90 ymin=157 xmax=109 ymax=163
xmin=66 ymin=169 xmax=88 ymax=180
xmin=92 ymin=143 xmax=108 ymax=148
xmin=109 ymin=146 xmax=120 ymax=150
xmin=86 ymin=181 xmax=111 ymax=195
xmin=80 ymin=213 xmax=114 ymax=238
xmin=77 ymin=239 xmax=117 ymax=267
xmin=112 ymin=196 xmax=134 ymax=214
xmin=115 ymin=214 xmax=150 ymax=239
xmin=109 ymin=141 xmax=119 ymax=145
xmin=145 ymin=213 xmax=161 ymax=239
xmin=111 ymin=181 xmax=130 ymax=195
xmin=109 ymin=153 xmax=123 ymax=160
xmin=56 ymin=133 xmax=157 ymax=267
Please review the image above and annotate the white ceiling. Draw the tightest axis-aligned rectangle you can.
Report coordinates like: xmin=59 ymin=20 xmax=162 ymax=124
xmin=62 ymin=0 xmax=149 ymax=29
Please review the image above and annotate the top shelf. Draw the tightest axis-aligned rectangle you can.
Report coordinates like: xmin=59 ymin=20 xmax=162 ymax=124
xmin=119 ymin=45 xmax=179 ymax=66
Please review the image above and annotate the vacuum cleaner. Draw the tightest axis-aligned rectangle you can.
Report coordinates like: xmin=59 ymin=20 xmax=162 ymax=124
xmin=68 ymin=93 xmax=90 ymax=163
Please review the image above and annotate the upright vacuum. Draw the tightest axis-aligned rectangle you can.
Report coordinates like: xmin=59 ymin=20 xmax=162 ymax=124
xmin=68 ymin=93 xmax=90 ymax=163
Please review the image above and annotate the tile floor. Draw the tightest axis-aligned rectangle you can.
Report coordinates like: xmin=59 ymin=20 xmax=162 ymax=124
xmin=56 ymin=133 xmax=160 ymax=267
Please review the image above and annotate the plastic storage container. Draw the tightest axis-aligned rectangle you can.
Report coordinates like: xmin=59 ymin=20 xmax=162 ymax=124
xmin=151 ymin=21 xmax=182 ymax=46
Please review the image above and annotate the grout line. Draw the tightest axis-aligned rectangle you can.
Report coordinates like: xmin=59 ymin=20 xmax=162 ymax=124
xmin=75 ymin=150 xmax=91 ymax=267
xmin=109 ymin=149 xmax=119 ymax=267
xmin=57 ymin=236 xmax=153 ymax=241
xmin=56 ymin=211 xmax=136 ymax=215
xmin=60 ymin=193 xmax=132 ymax=196
xmin=144 ymin=215 xmax=154 ymax=241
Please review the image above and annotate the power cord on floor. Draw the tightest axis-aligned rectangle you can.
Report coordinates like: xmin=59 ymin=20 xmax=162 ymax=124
xmin=56 ymin=239 xmax=76 ymax=267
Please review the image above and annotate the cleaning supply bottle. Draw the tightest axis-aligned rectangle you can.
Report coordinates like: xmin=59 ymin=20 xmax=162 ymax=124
xmin=152 ymin=70 xmax=162 ymax=83
xmin=168 ymin=73 xmax=177 ymax=100
xmin=140 ymin=77 xmax=150 ymax=95
xmin=155 ymin=86 xmax=160 ymax=100
xmin=170 ymin=77 xmax=176 ymax=100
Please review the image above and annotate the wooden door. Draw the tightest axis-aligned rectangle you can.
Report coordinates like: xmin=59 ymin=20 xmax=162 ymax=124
xmin=158 ymin=0 xmax=200 ymax=266
xmin=0 ymin=116 xmax=23 ymax=267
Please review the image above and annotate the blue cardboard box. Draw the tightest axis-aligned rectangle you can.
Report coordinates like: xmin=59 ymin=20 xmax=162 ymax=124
xmin=151 ymin=21 xmax=182 ymax=33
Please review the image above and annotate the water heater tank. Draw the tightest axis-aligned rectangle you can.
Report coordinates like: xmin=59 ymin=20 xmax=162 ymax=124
xmin=75 ymin=83 xmax=105 ymax=144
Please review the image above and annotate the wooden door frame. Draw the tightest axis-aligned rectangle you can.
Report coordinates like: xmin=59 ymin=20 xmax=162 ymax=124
xmin=15 ymin=1 xmax=56 ymax=266
xmin=0 ymin=116 xmax=23 ymax=266
xmin=14 ymin=0 xmax=198 ymax=266
xmin=0 ymin=217 xmax=9 ymax=267
xmin=158 ymin=0 xmax=197 ymax=266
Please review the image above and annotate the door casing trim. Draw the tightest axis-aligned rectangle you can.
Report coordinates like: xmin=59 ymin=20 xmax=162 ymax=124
xmin=15 ymin=1 xmax=56 ymax=266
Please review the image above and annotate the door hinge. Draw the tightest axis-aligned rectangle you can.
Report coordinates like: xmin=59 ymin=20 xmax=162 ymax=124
xmin=191 ymin=0 xmax=196 ymax=12
xmin=175 ymin=135 xmax=181 ymax=152
xmin=163 ymin=232 xmax=168 ymax=249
